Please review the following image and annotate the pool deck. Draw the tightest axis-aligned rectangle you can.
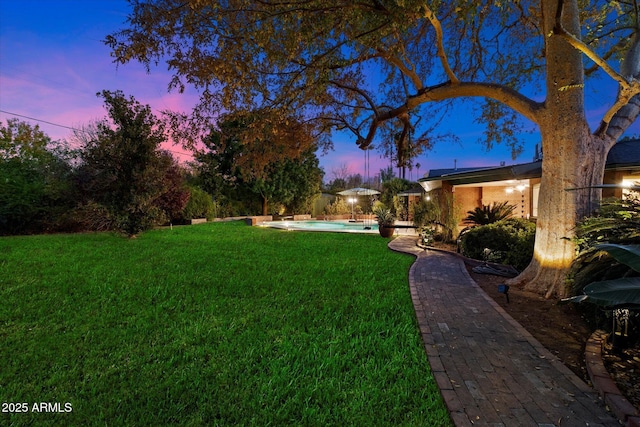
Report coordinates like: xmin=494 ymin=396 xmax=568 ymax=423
xmin=389 ymin=235 xmax=619 ymax=426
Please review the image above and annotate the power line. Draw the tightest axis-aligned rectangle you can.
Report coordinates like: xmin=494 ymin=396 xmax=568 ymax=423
xmin=0 ymin=109 xmax=194 ymax=159
xmin=0 ymin=109 xmax=77 ymax=131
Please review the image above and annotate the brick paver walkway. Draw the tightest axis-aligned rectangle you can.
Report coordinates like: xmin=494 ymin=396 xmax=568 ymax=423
xmin=389 ymin=236 xmax=618 ymax=427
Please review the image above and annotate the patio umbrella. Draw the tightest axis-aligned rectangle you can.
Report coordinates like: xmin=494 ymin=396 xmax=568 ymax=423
xmin=337 ymin=187 xmax=381 ymax=196
xmin=337 ymin=188 xmax=381 ymax=221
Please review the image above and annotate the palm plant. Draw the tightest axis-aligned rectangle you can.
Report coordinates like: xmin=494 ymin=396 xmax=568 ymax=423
xmin=373 ymin=205 xmax=395 ymax=226
xmin=464 ymin=201 xmax=516 ymax=226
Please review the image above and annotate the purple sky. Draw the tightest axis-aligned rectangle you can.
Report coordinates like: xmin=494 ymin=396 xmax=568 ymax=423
xmin=1 ymin=1 xmax=638 ymax=182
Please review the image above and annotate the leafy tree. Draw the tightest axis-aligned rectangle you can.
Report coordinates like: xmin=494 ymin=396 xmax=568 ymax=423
xmin=108 ymin=1 xmax=640 ymax=297
xmin=0 ymin=119 xmax=75 ymax=234
xmin=1 ymin=118 xmax=51 ymax=161
xmin=75 ymin=91 xmax=189 ymax=236
xmin=196 ymin=115 xmax=323 ymax=215
xmin=153 ymin=152 xmax=191 ymax=222
xmin=254 ymin=148 xmax=324 ymax=215
xmin=194 ymin=117 xmax=250 ymax=215
xmin=324 ymin=178 xmax=347 ymax=194
xmin=0 ymin=157 xmax=47 ymax=234
xmin=379 ymin=167 xmax=395 ymax=184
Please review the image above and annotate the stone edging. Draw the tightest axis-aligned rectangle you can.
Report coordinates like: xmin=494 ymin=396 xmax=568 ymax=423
xmin=586 ymin=330 xmax=640 ymax=427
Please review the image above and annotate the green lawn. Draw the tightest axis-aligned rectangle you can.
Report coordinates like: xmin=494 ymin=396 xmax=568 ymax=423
xmin=0 ymin=221 xmax=450 ymax=426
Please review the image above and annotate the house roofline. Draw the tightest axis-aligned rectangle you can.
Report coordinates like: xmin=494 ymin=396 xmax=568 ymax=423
xmin=419 ymin=139 xmax=640 ymax=188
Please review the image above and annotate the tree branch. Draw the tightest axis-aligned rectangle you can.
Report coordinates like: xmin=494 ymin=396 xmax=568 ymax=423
xmin=410 ymin=81 xmax=542 ymax=123
xmin=376 ymin=47 xmax=423 ymax=90
xmin=422 ymin=5 xmax=458 ymax=84
xmin=344 ymin=78 xmax=542 ymax=150
xmin=553 ymin=3 xmax=640 ymax=135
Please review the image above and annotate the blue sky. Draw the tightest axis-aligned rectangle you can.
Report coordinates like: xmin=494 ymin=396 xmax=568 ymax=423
xmin=1 ymin=1 xmax=638 ymax=182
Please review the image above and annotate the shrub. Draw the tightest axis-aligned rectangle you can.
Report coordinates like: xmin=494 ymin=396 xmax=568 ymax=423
xmin=564 ymin=244 xmax=640 ymax=348
xmin=464 ymin=201 xmax=515 ymax=226
xmin=570 ymin=194 xmax=640 ymax=296
xmin=411 ymin=198 xmax=438 ymax=229
xmin=181 ymin=186 xmax=215 ymax=220
xmin=70 ymin=201 xmax=117 ymax=232
xmin=566 ymin=194 xmax=640 ymax=343
xmin=460 ymin=218 xmax=535 ymax=271
xmin=392 ymin=195 xmax=406 ymax=220
xmin=323 ymin=198 xmax=351 ymax=216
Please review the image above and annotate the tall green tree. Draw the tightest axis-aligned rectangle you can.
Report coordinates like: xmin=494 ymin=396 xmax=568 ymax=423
xmin=194 ymin=115 xmax=260 ymax=216
xmin=1 ymin=118 xmax=51 ymax=161
xmin=109 ymin=0 xmax=640 ymax=297
xmin=0 ymin=119 xmax=75 ymax=234
xmin=76 ymin=91 xmax=189 ymax=236
xmin=196 ymin=115 xmax=323 ymax=215
xmin=254 ymin=148 xmax=324 ymax=215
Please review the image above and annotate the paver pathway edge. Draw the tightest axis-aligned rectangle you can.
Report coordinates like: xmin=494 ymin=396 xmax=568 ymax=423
xmin=388 ymin=235 xmax=619 ymax=427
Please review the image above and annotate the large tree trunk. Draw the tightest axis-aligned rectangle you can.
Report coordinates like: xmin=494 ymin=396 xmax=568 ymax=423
xmin=507 ymin=0 xmax=616 ymax=298
xmin=508 ymin=129 xmax=612 ymax=298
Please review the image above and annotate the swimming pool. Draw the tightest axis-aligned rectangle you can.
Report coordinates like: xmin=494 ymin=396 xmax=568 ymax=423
xmin=261 ymin=220 xmax=380 ymax=233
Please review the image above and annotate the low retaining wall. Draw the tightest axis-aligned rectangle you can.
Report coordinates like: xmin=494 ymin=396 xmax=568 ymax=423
xmin=244 ymin=216 xmax=273 ymax=226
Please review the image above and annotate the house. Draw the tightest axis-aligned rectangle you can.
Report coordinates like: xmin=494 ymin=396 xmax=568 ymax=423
xmin=417 ymin=139 xmax=640 ymax=232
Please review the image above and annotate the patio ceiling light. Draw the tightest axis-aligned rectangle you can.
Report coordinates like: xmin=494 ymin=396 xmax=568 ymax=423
xmin=505 ymin=181 xmax=530 ymax=194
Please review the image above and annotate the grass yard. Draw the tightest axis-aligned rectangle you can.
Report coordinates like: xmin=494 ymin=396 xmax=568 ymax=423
xmin=0 ymin=221 xmax=450 ymax=426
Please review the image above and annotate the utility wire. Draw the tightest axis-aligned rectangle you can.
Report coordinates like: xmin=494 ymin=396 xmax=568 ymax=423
xmin=0 ymin=109 xmax=194 ymax=159
xmin=0 ymin=109 xmax=77 ymax=131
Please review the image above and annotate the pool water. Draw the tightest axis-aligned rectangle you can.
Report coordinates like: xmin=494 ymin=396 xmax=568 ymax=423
xmin=261 ymin=220 xmax=379 ymax=233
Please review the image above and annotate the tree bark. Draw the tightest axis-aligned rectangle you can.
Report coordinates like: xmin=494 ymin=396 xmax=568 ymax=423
xmin=508 ymin=127 xmax=613 ymax=298
xmin=506 ymin=0 xmax=617 ymax=298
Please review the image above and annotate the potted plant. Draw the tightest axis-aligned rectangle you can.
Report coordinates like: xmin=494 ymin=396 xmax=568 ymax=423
xmin=373 ymin=205 xmax=395 ymax=238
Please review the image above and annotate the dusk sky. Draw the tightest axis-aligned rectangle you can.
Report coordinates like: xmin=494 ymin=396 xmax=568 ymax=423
xmin=2 ymin=1 xmax=639 ymax=182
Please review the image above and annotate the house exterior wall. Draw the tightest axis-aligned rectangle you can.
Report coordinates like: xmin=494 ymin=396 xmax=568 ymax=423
xmin=441 ymin=170 xmax=636 ymax=229
xmin=421 ymin=155 xmax=639 ymax=237
xmin=452 ymin=183 xmax=533 ymax=229
xmin=603 ymin=171 xmax=625 ymax=199
xmin=483 ymin=186 xmax=531 ymax=219
xmin=453 ymin=187 xmax=481 ymax=226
